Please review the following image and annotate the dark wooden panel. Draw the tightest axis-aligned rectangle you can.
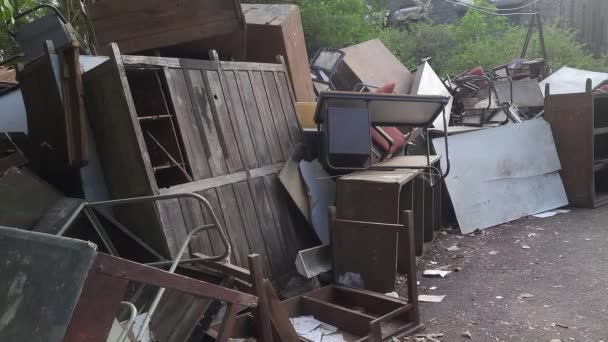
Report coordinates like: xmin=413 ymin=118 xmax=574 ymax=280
xmin=184 ymin=69 xmax=228 ymax=177
xmin=262 ymin=71 xmax=293 ymax=159
xmin=333 ymin=219 xmax=400 ymax=293
xmin=301 ymin=296 xmax=374 ymax=337
xmin=263 ymin=175 xmax=301 ymax=270
xmin=205 ymin=70 xmax=244 ymax=173
xmin=544 ymin=91 xmax=594 ymax=207
xmin=90 ymin=0 xmax=243 ymax=54
xmin=165 ymin=68 xmax=212 ymax=180
xmin=221 ymin=70 xmax=259 ymax=170
xmin=249 ymin=70 xmax=284 ymax=163
xmin=235 ymin=70 xmax=273 ymax=165
xmin=151 ymin=290 xmax=208 ymax=342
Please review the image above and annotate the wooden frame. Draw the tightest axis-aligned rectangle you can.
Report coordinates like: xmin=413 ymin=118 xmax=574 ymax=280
xmin=83 ymin=44 xmax=307 ymax=283
xmin=545 ymin=80 xmax=608 ymax=208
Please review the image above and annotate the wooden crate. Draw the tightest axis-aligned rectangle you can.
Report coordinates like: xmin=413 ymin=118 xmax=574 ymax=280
xmin=242 ymin=4 xmax=316 ymax=102
xmin=83 ymin=44 xmax=310 ymax=284
xmin=88 ymin=0 xmax=246 ymax=57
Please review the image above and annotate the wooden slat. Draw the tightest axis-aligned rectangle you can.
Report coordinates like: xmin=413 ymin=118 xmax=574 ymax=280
xmin=274 ymin=71 xmax=303 ymax=144
xmin=235 ymin=70 xmax=273 ymax=165
xmin=249 ymin=70 xmax=284 ymax=163
xmin=262 ymin=71 xmax=293 ymax=159
xmin=233 ymin=181 xmax=273 ymax=276
xmin=164 ymin=68 xmax=212 ymax=180
xmin=156 ymin=199 xmax=188 ymax=256
xmin=248 ymin=177 xmax=288 ymax=274
xmin=122 ymin=55 xmax=286 ymax=72
xmin=179 ymin=197 xmax=213 ymax=255
xmin=205 ymin=70 xmax=244 ymax=173
xmin=216 ymin=184 xmax=250 ymax=267
xmin=221 ymin=69 xmax=259 ymax=170
xmin=200 ymin=189 xmax=230 ymax=261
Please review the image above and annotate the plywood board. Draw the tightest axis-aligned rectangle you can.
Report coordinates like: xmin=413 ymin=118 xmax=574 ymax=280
xmin=340 ymin=39 xmax=414 ymax=94
xmin=432 ymin=119 xmax=568 ymax=233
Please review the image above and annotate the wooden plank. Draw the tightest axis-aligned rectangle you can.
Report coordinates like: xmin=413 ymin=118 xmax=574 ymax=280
xmin=264 ymin=280 xmax=299 ymax=341
xmin=122 ymin=55 xmax=285 ymax=72
xmin=216 ymin=184 xmax=250 ymax=267
xmin=164 ymin=68 xmax=212 ymax=180
xmin=205 ymin=70 xmax=244 ymax=173
xmin=156 ymin=199 xmax=188 ymax=256
xmin=249 ymin=70 xmax=284 ymax=163
xmin=160 ymin=171 xmax=248 ymax=195
xmin=178 ymin=196 xmax=213 ymax=256
xmin=274 ymin=71 xmax=303 ymax=143
xmin=248 ymin=177 xmax=289 ymax=274
xmin=200 ymin=189 xmax=230 ymax=261
xmin=249 ymin=255 xmax=273 ymax=342
xmin=301 ymin=296 xmax=374 ymax=337
xmin=413 ymin=177 xmax=425 ymax=256
xmin=94 ymin=253 xmax=258 ymax=307
xmin=159 ymin=163 xmax=283 ymax=195
xmin=262 ymin=71 xmax=293 ymax=159
xmin=221 ymin=69 xmax=259 ymax=170
xmin=235 ymin=70 xmax=272 ymax=165
xmin=233 ymin=180 xmax=273 ymax=275
xmin=184 ymin=69 xmax=228 ymax=177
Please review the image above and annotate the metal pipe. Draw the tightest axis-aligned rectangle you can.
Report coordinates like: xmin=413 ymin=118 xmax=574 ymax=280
xmin=135 ymin=223 xmax=214 ymax=341
xmin=117 ymin=301 xmax=137 ymax=342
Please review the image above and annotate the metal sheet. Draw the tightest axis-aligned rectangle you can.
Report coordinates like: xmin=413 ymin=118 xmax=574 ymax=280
xmin=0 ymin=88 xmax=27 ymax=133
xmin=0 ymin=227 xmax=97 ymax=342
xmin=300 ymin=160 xmax=335 ymax=245
xmin=494 ymin=79 xmax=544 ymax=108
xmin=540 ymin=66 xmax=608 ymax=96
xmin=432 ymin=119 xmax=568 ymax=234
xmin=411 ymin=62 xmax=453 ymax=130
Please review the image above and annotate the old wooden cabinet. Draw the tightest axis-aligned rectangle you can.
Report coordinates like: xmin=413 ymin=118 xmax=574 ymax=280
xmin=83 ymin=44 xmax=308 ymax=283
xmin=545 ymin=80 xmax=608 ymax=208
xmin=88 ymin=0 xmax=246 ymax=58
xmin=242 ymin=4 xmax=316 ymax=102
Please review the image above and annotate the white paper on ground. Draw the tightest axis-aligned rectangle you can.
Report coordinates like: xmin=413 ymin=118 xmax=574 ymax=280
xmin=419 ymin=295 xmax=446 ymax=303
xmin=290 ymin=316 xmax=345 ymax=342
xmin=533 ymin=209 xmax=570 ymax=218
xmin=423 ymin=270 xmax=452 ymax=278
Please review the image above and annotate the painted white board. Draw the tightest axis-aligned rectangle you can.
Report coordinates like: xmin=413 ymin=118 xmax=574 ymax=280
xmin=540 ymin=66 xmax=608 ymax=96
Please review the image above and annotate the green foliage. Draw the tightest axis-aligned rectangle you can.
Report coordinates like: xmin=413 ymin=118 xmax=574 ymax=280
xmin=298 ymin=0 xmax=384 ymax=52
xmin=380 ymin=2 xmax=608 ymax=75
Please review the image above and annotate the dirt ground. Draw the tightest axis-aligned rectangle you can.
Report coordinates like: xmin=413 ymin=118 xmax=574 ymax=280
xmin=403 ymin=207 xmax=608 ymax=342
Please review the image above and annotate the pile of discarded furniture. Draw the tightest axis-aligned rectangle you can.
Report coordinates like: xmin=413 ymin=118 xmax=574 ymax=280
xmin=2 ymin=2 xmax=608 ymax=341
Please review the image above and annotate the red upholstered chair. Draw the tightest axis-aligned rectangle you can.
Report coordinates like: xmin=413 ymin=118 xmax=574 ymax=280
xmin=371 ymin=83 xmax=407 ymax=160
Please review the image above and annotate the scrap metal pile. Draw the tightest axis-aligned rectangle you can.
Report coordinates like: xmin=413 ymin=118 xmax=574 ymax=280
xmin=1 ymin=1 xmax=607 ymax=342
